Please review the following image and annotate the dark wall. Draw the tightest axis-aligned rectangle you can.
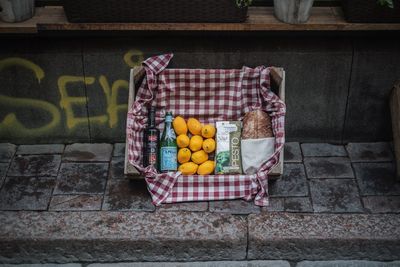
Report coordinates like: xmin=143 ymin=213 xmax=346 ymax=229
xmin=0 ymin=34 xmax=399 ymax=144
xmin=35 ymin=0 xmax=340 ymax=6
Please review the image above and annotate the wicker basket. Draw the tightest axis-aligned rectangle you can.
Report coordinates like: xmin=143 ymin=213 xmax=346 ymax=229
xmin=63 ymin=0 xmax=248 ymax=23
xmin=342 ymin=0 xmax=400 ymax=23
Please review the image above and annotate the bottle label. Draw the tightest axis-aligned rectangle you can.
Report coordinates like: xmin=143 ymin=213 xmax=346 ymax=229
xmin=148 ymin=135 xmax=157 ymax=142
xmin=160 ymin=146 xmax=177 ymax=171
xmin=147 ymin=134 xmax=158 ymax=166
xmin=149 ymin=153 xmax=157 ymax=166
xmin=166 ymin=127 xmax=176 ymax=140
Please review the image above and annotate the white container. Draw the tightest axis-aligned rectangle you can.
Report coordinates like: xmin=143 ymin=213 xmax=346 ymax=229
xmin=0 ymin=0 xmax=35 ymax=23
xmin=273 ymin=0 xmax=314 ymax=24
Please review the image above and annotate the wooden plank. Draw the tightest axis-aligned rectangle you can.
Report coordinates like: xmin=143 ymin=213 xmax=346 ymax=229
xmin=0 ymin=15 xmax=38 ymax=33
xmin=390 ymin=80 xmax=400 ymax=181
xmin=125 ymin=67 xmax=145 ymax=179
xmin=269 ymin=67 xmax=285 ymax=177
xmin=270 ymin=67 xmax=283 ymax=88
xmin=0 ymin=6 xmax=63 ymax=33
xmin=40 ymin=6 xmax=400 ymax=31
xmin=2 ymin=6 xmax=400 ymax=34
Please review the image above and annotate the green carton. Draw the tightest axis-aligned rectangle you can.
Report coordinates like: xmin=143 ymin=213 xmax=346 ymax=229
xmin=215 ymin=121 xmax=242 ymax=174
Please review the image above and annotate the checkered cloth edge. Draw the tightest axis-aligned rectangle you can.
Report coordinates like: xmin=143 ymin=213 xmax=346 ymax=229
xmin=127 ymin=54 xmax=286 ymax=206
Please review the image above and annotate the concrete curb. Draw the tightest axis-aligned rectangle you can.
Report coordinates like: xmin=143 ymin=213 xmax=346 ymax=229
xmin=248 ymin=213 xmax=400 ymax=261
xmin=0 ymin=211 xmax=247 ymax=263
xmin=88 ymin=261 xmax=291 ymax=267
xmin=1 ymin=212 xmax=400 ymax=263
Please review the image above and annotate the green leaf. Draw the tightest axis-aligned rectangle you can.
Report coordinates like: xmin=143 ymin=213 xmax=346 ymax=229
xmin=377 ymin=0 xmax=394 ymax=8
xmin=236 ymin=0 xmax=252 ymax=8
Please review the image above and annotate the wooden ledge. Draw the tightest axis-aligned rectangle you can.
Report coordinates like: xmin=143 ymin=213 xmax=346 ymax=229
xmin=1 ymin=6 xmax=400 ymax=34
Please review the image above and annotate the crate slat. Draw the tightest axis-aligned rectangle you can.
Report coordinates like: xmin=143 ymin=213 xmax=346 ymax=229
xmin=390 ymin=80 xmax=400 ymax=181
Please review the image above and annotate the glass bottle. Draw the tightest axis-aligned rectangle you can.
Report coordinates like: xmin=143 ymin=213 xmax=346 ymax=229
xmin=143 ymin=106 xmax=160 ymax=169
xmin=159 ymin=111 xmax=177 ymax=172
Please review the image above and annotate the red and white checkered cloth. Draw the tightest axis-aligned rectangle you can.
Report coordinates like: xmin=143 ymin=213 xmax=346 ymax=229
xmin=127 ymin=54 xmax=285 ymax=206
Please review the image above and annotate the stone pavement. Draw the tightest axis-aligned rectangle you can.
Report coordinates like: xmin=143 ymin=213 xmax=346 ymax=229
xmin=0 ymin=142 xmax=399 ymax=214
xmin=0 ymin=142 xmax=400 ymax=264
xmin=1 ymin=261 xmax=400 ymax=267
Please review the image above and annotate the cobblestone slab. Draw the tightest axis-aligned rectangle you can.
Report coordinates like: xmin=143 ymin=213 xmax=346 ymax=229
xmin=0 ymin=211 xmax=247 ymax=263
xmin=284 ymin=197 xmax=313 ymax=212
xmin=0 ymin=163 xmax=8 ymax=187
xmin=269 ymin=164 xmax=308 ymax=197
xmin=16 ymin=144 xmax=65 ymax=155
xmin=49 ymin=195 xmax=103 ymax=211
xmin=103 ymin=179 xmax=155 ymax=211
xmin=363 ymin=196 xmax=400 ymax=213
xmin=353 ymin=162 xmax=400 ymax=196
xmin=296 ymin=261 xmax=400 ymax=267
xmin=304 ymin=157 xmax=354 ymax=179
xmin=209 ymin=200 xmax=260 ymax=214
xmin=110 ymin=157 xmax=127 ymax=179
xmin=346 ymin=142 xmax=394 ymax=162
xmin=158 ymin=202 xmax=208 ymax=212
xmin=88 ymin=261 xmax=290 ymax=267
xmin=0 ymin=143 xmax=16 ymax=163
xmin=309 ymin=179 xmax=363 ymax=213
xmin=284 ymin=142 xmax=302 ymax=163
xmin=63 ymin=143 xmax=113 ymax=162
xmin=248 ymin=213 xmax=400 ymax=261
xmin=8 ymin=155 xmax=61 ymax=177
xmin=113 ymin=143 xmax=126 ymax=157
xmin=301 ymin=143 xmax=347 ymax=157
xmin=54 ymin=163 xmax=108 ymax=195
xmin=0 ymin=177 xmax=55 ymax=210
xmin=262 ymin=198 xmax=285 ymax=212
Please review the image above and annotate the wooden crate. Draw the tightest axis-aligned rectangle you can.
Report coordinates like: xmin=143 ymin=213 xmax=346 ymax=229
xmin=390 ymin=80 xmax=400 ymax=181
xmin=124 ymin=66 xmax=286 ymax=179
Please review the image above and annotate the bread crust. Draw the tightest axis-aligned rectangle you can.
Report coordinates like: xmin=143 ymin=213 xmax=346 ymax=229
xmin=242 ymin=110 xmax=273 ymax=139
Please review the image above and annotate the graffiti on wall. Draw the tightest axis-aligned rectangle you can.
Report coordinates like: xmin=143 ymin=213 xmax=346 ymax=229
xmin=0 ymin=49 xmax=144 ymax=137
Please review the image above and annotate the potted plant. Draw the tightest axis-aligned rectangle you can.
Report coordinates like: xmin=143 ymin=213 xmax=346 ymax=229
xmin=0 ymin=0 xmax=35 ymax=22
xmin=273 ymin=0 xmax=315 ymax=24
xmin=342 ymin=0 xmax=400 ymax=23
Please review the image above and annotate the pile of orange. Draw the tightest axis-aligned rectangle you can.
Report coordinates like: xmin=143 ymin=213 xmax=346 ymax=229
xmin=172 ymin=117 xmax=216 ymax=175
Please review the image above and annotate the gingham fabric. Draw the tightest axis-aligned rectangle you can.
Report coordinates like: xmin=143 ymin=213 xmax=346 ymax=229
xmin=127 ymin=54 xmax=286 ymax=206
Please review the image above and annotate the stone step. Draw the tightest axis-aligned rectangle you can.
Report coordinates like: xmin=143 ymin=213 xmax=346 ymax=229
xmin=0 ymin=212 xmax=399 ymax=264
xmin=1 ymin=261 xmax=400 ymax=267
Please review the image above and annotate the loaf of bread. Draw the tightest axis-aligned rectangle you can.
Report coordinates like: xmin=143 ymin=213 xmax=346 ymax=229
xmin=242 ymin=110 xmax=273 ymax=139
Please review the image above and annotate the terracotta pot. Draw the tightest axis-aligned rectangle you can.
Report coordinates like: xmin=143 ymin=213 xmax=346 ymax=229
xmin=273 ymin=0 xmax=314 ymax=24
xmin=0 ymin=0 xmax=35 ymax=23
